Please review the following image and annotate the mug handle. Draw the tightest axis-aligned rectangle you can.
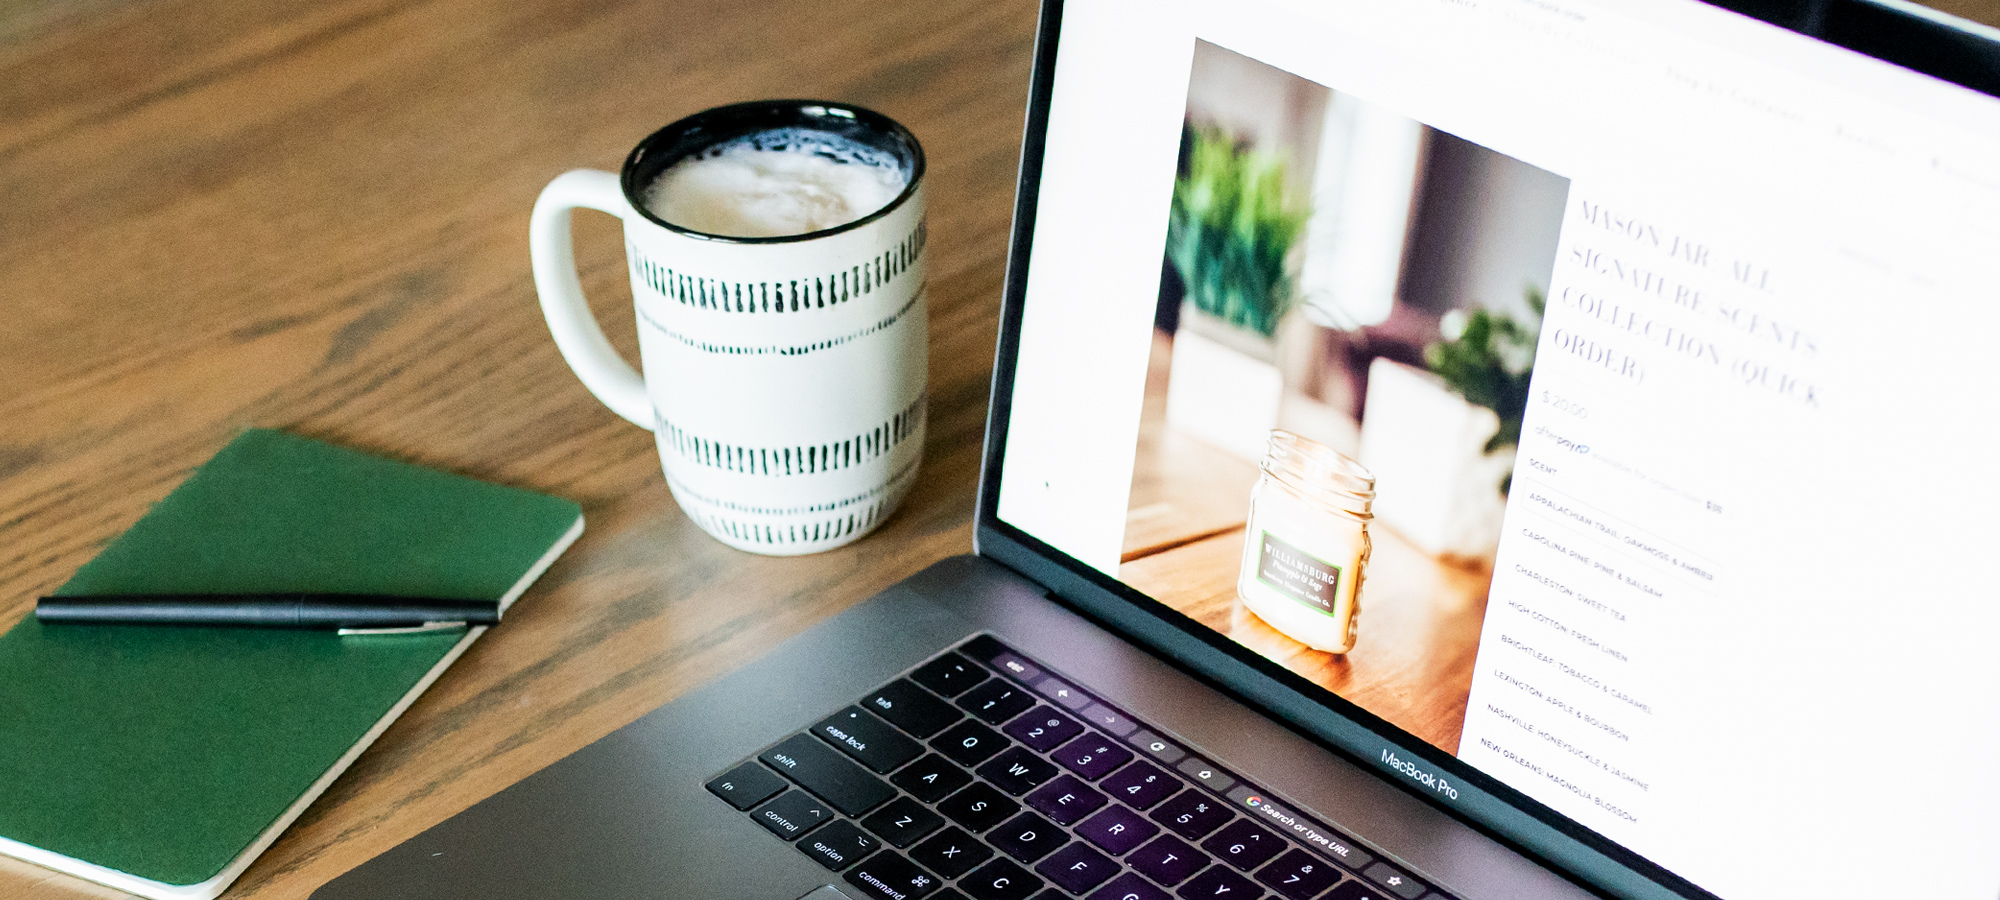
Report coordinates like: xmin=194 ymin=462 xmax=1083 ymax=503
xmin=529 ymin=168 xmax=653 ymax=430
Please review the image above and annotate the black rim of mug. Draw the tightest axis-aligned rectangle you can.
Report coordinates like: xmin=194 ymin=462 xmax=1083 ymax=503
xmin=620 ymin=99 xmax=927 ymax=244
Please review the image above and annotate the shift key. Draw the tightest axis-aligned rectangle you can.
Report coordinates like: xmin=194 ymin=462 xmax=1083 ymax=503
xmin=761 ymin=733 xmax=895 ymax=816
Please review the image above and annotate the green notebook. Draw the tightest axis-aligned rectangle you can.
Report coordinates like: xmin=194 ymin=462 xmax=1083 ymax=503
xmin=0 ymin=429 xmax=583 ymax=900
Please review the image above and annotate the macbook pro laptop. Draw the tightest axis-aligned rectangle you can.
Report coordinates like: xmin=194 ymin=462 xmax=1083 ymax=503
xmin=315 ymin=1 xmax=2000 ymax=898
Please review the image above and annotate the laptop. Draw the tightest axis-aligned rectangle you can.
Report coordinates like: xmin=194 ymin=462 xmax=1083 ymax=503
xmin=314 ymin=1 xmax=2000 ymax=898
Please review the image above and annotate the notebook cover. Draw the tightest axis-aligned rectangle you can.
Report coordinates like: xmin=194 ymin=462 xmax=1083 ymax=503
xmin=0 ymin=429 xmax=583 ymax=891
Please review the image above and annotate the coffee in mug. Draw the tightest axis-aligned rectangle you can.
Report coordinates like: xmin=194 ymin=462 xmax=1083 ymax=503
xmin=529 ymin=100 xmax=927 ymax=556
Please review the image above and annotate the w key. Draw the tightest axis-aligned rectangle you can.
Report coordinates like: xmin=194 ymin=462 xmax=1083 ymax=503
xmin=815 ymin=707 xmax=924 ymax=773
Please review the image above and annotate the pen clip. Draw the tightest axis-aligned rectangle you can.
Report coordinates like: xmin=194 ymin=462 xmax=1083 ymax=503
xmin=337 ymin=621 xmax=470 ymax=636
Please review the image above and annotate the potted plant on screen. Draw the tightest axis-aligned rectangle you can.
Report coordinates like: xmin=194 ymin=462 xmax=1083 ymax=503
xmin=1162 ymin=126 xmax=1309 ymax=461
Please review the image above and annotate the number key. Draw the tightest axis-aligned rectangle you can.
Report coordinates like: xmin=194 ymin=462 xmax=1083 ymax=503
xmin=1254 ymin=849 xmax=1342 ymax=900
xmin=1002 ymin=706 xmax=1084 ymax=751
xmin=1201 ymin=819 xmax=1283 ymax=870
xmin=1053 ymin=734 xmax=1133 ymax=780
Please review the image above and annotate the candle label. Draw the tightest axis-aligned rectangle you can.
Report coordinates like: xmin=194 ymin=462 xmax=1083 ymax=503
xmin=1256 ymin=531 xmax=1343 ymax=616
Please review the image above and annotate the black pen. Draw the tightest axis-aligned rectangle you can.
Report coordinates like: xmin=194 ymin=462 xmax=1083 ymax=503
xmin=35 ymin=593 xmax=502 ymax=634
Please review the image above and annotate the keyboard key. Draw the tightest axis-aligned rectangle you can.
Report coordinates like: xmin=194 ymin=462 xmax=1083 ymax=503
xmin=1087 ymin=872 xmax=1171 ymax=900
xmin=798 ymin=819 xmax=880 ymax=871
xmin=1129 ymin=834 xmax=1210 ymax=886
xmin=987 ymin=811 xmax=1065 ymax=863
xmin=1034 ymin=841 xmax=1118 ymax=893
xmin=845 ymin=851 xmax=944 ymax=900
xmin=1202 ymin=820 xmax=1284 ymax=871
xmin=1177 ymin=865 xmax=1264 ymax=899
xmin=751 ymin=789 xmax=833 ymax=840
xmin=704 ymin=760 xmax=787 ymax=810
xmin=893 ymin=753 xmax=975 ymax=802
xmin=1025 ymin=774 xmax=1107 ymax=824
xmin=1361 ymin=862 xmax=1427 ymax=900
xmin=1225 ymin=786 xmax=1374 ymax=871
xmin=862 ymin=796 xmax=946 ymax=848
xmin=939 ymin=782 xmax=1021 ymax=832
xmin=864 ymin=679 xmax=966 ymax=739
xmin=761 ymin=733 xmax=896 ymax=816
xmin=958 ymin=679 xmax=1039 ymax=724
xmin=1003 ymin=706 xmax=1085 ymax=751
xmin=977 ymin=747 xmax=1060 ymax=795
xmin=913 ymin=653 xmax=988 ymax=697
xmin=933 ymin=719 xmax=1009 ymax=767
xmin=910 ymin=826 xmax=994 ymax=878
xmin=1151 ymin=790 xmax=1233 ymax=839
xmin=1054 ymin=734 xmax=1134 ymax=780
xmin=1255 ymin=849 xmax=1341 ymax=900
xmin=1127 ymin=730 xmax=1187 ymax=765
xmin=989 ymin=652 xmax=1043 ymax=683
xmin=1175 ymin=757 xmax=1236 ymax=794
xmin=1080 ymin=703 xmax=1137 ymax=737
xmin=1028 ymin=891 xmax=1066 ymax=900
xmin=1031 ymin=676 xmax=1093 ymax=711
xmin=816 ymin=706 xmax=926 ymax=773
xmin=1102 ymin=761 xmax=1182 ymax=809
xmin=962 ymin=858 xmax=1044 ymax=900
xmin=1076 ymin=804 xmax=1159 ymax=855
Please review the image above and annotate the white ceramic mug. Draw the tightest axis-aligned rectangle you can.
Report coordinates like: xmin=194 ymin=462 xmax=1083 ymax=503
xmin=529 ymin=101 xmax=927 ymax=555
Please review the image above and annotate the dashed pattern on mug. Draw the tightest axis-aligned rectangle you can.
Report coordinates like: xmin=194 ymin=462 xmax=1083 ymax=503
xmin=637 ymin=288 xmax=920 ymax=357
xmin=629 ymin=221 xmax=925 ymax=313
xmin=655 ymin=395 xmax=925 ymax=476
xmin=664 ymin=458 xmax=916 ymax=517
xmin=678 ymin=466 xmax=914 ymax=549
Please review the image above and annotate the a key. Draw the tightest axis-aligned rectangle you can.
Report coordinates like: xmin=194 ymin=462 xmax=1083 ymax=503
xmin=1053 ymin=734 xmax=1134 ymax=780
xmin=892 ymin=753 xmax=975 ymax=802
xmin=1128 ymin=834 xmax=1210 ymax=886
xmin=910 ymin=826 xmax=994 ymax=878
xmin=1032 ymin=841 xmax=1118 ymax=894
xmin=957 ymin=679 xmax=1039 ymax=725
xmin=912 ymin=653 xmax=987 ymax=697
xmin=864 ymin=679 xmax=965 ymax=738
xmin=976 ymin=746 xmax=1060 ymax=795
xmin=815 ymin=706 xmax=925 ymax=773
xmin=1075 ymin=804 xmax=1159 ymax=855
xmin=1150 ymin=789 xmax=1233 ymax=839
xmin=760 ymin=733 xmax=895 ymax=816
xmin=844 ymin=851 xmax=944 ymax=900
xmin=985 ymin=811 xmax=1065 ymax=863
xmin=861 ymin=796 xmax=946 ymax=848
xmin=932 ymin=719 xmax=1009 ymax=767
xmin=798 ymin=819 xmax=880 ymax=871
xmin=1101 ymin=760 xmax=1182 ymax=809
xmin=752 ymin=789 xmax=834 ymax=840
xmin=938 ymin=781 xmax=1021 ymax=832
xmin=704 ymin=760 xmax=787 ymax=810
xmin=961 ymin=858 xmax=1044 ymax=900
xmin=1025 ymin=774 xmax=1107 ymax=824
xmin=1002 ymin=706 xmax=1085 ymax=752
xmin=1084 ymin=872 xmax=1171 ymax=900
xmin=1361 ymin=862 xmax=1428 ymax=900
xmin=1176 ymin=864 xmax=1264 ymax=899
xmin=1254 ymin=849 xmax=1342 ymax=900
xmin=1202 ymin=819 xmax=1283 ymax=871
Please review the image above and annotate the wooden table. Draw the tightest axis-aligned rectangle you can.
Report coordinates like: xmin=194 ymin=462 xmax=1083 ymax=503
xmin=0 ymin=0 xmax=1033 ymax=896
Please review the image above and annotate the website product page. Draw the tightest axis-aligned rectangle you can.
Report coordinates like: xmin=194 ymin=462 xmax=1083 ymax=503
xmin=994 ymin=1 xmax=2000 ymax=898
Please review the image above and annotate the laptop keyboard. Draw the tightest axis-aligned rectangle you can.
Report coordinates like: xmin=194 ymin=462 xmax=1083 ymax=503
xmin=704 ymin=635 xmax=1456 ymax=900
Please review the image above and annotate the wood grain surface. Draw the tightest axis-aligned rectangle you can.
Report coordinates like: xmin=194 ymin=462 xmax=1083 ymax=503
xmin=0 ymin=0 xmax=1033 ymax=896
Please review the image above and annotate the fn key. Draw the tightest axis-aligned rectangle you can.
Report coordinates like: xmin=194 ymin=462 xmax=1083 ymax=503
xmin=705 ymin=761 xmax=787 ymax=810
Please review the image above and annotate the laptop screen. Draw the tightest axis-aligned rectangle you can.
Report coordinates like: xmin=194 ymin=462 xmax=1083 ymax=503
xmin=983 ymin=0 xmax=2000 ymax=898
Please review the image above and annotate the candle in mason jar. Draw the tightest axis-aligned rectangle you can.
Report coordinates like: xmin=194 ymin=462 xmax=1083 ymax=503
xmin=1236 ymin=430 xmax=1376 ymax=654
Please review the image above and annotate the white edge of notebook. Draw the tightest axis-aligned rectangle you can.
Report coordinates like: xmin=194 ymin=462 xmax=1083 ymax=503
xmin=0 ymin=513 xmax=585 ymax=900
